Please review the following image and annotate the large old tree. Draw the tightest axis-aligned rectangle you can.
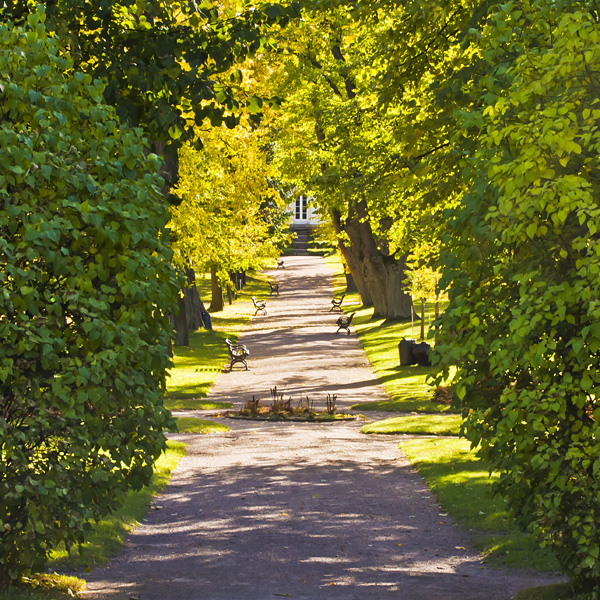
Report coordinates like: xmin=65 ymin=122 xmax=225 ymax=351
xmin=265 ymin=3 xmax=471 ymax=319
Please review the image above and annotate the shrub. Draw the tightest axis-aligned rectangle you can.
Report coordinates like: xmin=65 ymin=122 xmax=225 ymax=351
xmin=435 ymin=4 xmax=600 ymax=595
xmin=0 ymin=11 xmax=179 ymax=584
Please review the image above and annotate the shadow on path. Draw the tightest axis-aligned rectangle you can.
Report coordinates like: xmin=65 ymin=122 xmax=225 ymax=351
xmin=81 ymin=256 xmax=561 ymax=600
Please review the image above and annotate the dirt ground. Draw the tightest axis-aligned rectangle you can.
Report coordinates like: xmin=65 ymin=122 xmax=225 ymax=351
xmin=79 ymin=255 xmax=562 ymax=600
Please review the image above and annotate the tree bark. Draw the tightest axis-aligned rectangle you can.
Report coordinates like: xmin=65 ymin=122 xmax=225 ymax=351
xmin=332 ymin=199 xmax=413 ymax=320
xmin=345 ymin=268 xmax=358 ymax=293
xmin=209 ymin=266 xmax=224 ymax=312
xmin=173 ymin=295 xmax=189 ymax=346
xmin=331 ymin=208 xmax=372 ymax=306
xmin=183 ymin=266 xmax=206 ymax=330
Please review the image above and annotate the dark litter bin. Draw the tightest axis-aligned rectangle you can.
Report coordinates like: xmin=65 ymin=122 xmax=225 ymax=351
xmin=399 ymin=338 xmax=417 ymax=366
xmin=412 ymin=342 xmax=432 ymax=366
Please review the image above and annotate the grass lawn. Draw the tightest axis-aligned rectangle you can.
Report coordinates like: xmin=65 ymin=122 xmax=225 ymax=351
xmin=362 ymin=413 xmax=462 ymax=436
xmin=350 ymin=310 xmax=448 ymax=413
xmin=323 ymin=252 xmax=452 ymax=415
xmin=165 ymin=328 xmax=234 ymax=409
xmin=165 ymin=270 xmax=269 ymax=410
xmin=400 ymin=437 xmax=560 ymax=572
xmin=175 ymin=416 xmax=230 ymax=433
xmin=0 ymin=575 xmax=85 ymax=600
xmin=512 ymin=584 xmax=574 ymax=600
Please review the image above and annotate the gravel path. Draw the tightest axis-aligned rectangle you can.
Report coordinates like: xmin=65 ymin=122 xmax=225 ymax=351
xmin=81 ymin=255 xmax=560 ymax=600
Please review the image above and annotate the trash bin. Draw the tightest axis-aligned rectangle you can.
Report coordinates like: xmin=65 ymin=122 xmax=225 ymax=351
xmin=398 ymin=338 xmax=417 ymax=366
xmin=412 ymin=342 xmax=432 ymax=366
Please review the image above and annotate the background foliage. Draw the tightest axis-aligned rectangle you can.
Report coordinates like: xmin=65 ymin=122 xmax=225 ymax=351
xmin=172 ymin=121 xmax=288 ymax=284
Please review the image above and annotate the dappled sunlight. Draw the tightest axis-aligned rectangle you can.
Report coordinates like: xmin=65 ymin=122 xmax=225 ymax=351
xmin=90 ymin=438 xmax=483 ymax=594
xmin=81 ymin=418 xmax=556 ymax=599
xmin=80 ymin=257 xmax=561 ymax=600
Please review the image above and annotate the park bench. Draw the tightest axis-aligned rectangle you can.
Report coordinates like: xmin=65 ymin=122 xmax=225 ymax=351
xmin=336 ymin=312 xmax=355 ymax=335
xmin=225 ymin=338 xmax=250 ymax=371
xmin=329 ymin=294 xmax=345 ymax=312
xmin=277 ymin=259 xmax=285 ymax=269
xmin=269 ymin=281 xmax=279 ymax=295
xmin=252 ymin=296 xmax=267 ymax=315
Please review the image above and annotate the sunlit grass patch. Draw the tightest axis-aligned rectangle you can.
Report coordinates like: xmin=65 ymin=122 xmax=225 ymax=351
xmin=362 ymin=413 xmax=461 ymax=435
xmin=175 ymin=417 xmax=230 ymax=433
xmin=166 ymin=330 xmax=231 ymax=403
xmin=166 ymin=272 xmax=262 ymax=406
xmin=324 ymin=252 xmax=451 ymax=413
xmin=0 ymin=574 xmax=85 ymax=600
xmin=348 ymin=307 xmax=452 ymax=413
xmin=166 ymin=398 xmax=233 ymax=411
xmin=400 ymin=437 xmax=559 ymax=571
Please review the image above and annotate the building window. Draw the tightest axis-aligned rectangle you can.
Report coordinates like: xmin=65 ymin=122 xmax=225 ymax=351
xmin=295 ymin=196 xmax=308 ymax=220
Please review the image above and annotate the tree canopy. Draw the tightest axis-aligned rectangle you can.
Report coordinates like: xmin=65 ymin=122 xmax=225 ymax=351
xmin=171 ymin=119 xmax=289 ymax=283
xmin=0 ymin=0 xmax=301 ymax=147
xmin=264 ymin=1 xmax=474 ymax=319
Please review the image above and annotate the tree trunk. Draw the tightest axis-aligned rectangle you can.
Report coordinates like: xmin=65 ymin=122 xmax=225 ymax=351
xmin=228 ymin=271 xmax=241 ymax=304
xmin=183 ymin=266 xmax=206 ymax=330
xmin=337 ymin=251 xmax=358 ymax=293
xmin=150 ymin=140 xmax=180 ymax=203
xmin=209 ymin=266 xmax=224 ymax=312
xmin=332 ymin=199 xmax=413 ymax=320
xmin=173 ymin=295 xmax=189 ymax=346
xmin=231 ymin=271 xmax=243 ymax=291
xmin=345 ymin=269 xmax=358 ymax=293
xmin=331 ymin=209 xmax=372 ymax=306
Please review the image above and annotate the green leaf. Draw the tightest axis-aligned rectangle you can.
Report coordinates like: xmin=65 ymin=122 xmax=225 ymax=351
xmin=247 ymin=95 xmax=263 ymax=114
